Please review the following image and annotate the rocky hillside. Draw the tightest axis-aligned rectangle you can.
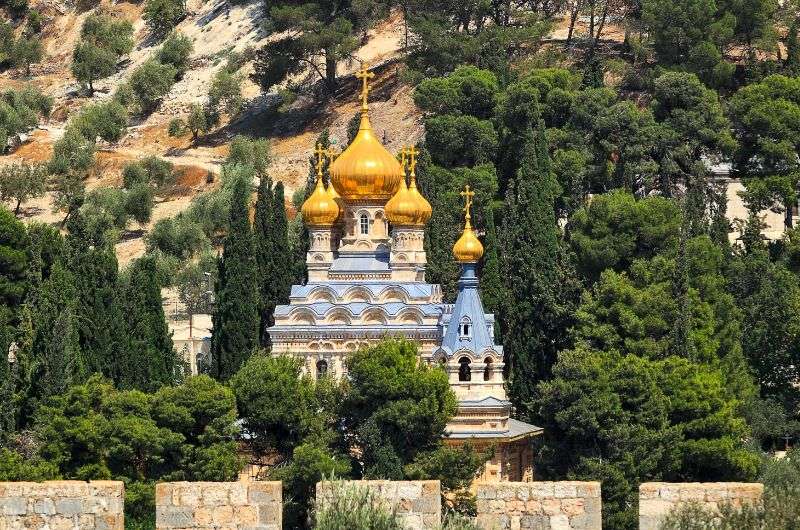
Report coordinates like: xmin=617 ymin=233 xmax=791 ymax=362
xmin=0 ymin=0 xmax=424 ymax=263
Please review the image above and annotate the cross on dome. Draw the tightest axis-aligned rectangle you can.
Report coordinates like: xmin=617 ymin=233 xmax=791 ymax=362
xmin=314 ymin=143 xmax=327 ymax=178
xmin=460 ymin=185 xmax=475 ymax=223
xmin=356 ymin=63 xmax=376 ymax=111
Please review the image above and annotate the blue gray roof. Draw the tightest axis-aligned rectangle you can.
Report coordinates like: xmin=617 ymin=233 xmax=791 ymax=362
xmin=330 ymin=254 xmax=390 ymax=272
xmin=274 ymin=302 xmax=443 ymax=318
xmin=446 ymin=418 xmax=543 ymax=440
xmin=439 ymin=263 xmax=499 ymax=357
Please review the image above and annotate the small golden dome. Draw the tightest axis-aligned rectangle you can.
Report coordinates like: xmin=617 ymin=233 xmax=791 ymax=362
xmin=329 ymin=64 xmax=403 ymax=201
xmin=386 ymin=147 xmax=432 ymax=226
xmin=453 ymin=184 xmax=483 ymax=263
xmin=302 ymin=145 xmax=340 ymax=227
xmin=407 ymin=161 xmax=431 ymax=225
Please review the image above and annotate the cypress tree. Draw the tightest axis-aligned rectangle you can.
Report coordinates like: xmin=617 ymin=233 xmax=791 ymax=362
xmin=121 ymin=255 xmax=179 ymax=390
xmin=210 ymin=176 xmax=260 ymax=381
xmin=31 ymin=262 xmax=85 ymax=399
xmin=479 ymin=203 xmax=505 ymax=336
xmin=67 ymin=214 xmax=128 ymax=382
xmin=270 ymin=182 xmax=291 ymax=307
xmin=254 ymin=176 xmax=292 ymax=346
xmin=254 ymin=174 xmax=275 ymax=346
xmin=502 ymin=123 xmax=567 ymax=413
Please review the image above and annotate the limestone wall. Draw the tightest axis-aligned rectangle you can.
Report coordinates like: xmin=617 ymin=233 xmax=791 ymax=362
xmin=316 ymin=480 xmax=441 ymax=530
xmin=0 ymin=480 xmax=124 ymax=530
xmin=475 ymin=481 xmax=602 ymax=530
xmin=639 ymin=482 xmax=764 ymax=530
xmin=155 ymin=481 xmax=282 ymax=530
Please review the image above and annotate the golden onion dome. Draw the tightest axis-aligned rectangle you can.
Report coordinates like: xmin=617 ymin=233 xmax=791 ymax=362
xmin=453 ymin=185 xmax=484 ymax=263
xmin=407 ymin=170 xmax=432 ymax=225
xmin=329 ymin=64 xmax=403 ymax=201
xmin=385 ymin=173 xmax=416 ymax=225
xmin=302 ymin=146 xmax=340 ymax=227
xmin=386 ymin=146 xmax=432 ymax=226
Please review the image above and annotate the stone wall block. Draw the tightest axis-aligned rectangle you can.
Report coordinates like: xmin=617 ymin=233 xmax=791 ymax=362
xmin=476 ymin=482 xmax=601 ymax=530
xmin=315 ymin=480 xmax=441 ymax=530
xmin=0 ymin=480 xmax=123 ymax=529
xmin=156 ymin=481 xmax=282 ymax=529
xmin=638 ymin=482 xmax=765 ymax=530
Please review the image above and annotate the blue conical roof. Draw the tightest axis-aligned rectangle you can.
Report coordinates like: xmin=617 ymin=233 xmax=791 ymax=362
xmin=440 ymin=263 xmax=500 ymax=357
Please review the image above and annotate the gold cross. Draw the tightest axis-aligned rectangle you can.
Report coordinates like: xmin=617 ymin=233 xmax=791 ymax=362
xmin=460 ymin=184 xmax=475 ymax=221
xmin=407 ymin=146 xmax=418 ymax=174
xmin=325 ymin=146 xmax=339 ymax=163
xmin=356 ymin=63 xmax=375 ymax=109
xmin=314 ymin=143 xmax=326 ymax=178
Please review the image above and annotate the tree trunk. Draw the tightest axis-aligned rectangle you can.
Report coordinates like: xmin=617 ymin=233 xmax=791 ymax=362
xmin=325 ymin=51 xmax=337 ymax=92
xmin=189 ymin=312 xmax=193 ymax=339
xmin=591 ymin=3 xmax=608 ymax=51
xmin=567 ymin=6 xmax=579 ymax=45
xmin=589 ymin=1 xmax=595 ymax=39
xmin=14 ymin=199 xmax=21 ymax=216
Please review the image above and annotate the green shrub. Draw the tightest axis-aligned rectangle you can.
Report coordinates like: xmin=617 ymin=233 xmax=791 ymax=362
xmin=143 ymin=0 xmax=186 ymax=38
xmin=146 ymin=216 xmax=209 ymax=259
xmin=167 ymin=117 xmax=185 ymax=137
xmin=123 ymin=156 xmax=176 ymax=189
xmin=26 ymin=9 xmax=42 ymax=33
xmin=72 ymin=101 xmax=128 ymax=142
xmin=128 ymin=59 xmax=177 ymax=114
xmin=157 ymin=32 xmax=193 ymax=76
xmin=208 ymin=68 xmax=243 ymax=117
xmin=312 ymin=483 xmax=404 ymax=530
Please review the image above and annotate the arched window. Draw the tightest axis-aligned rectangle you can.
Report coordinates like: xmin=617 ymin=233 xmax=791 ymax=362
xmin=483 ymin=357 xmax=493 ymax=381
xmin=458 ymin=357 xmax=471 ymax=382
xmin=459 ymin=317 xmax=472 ymax=339
xmin=359 ymin=213 xmax=370 ymax=235
xmin=316 ymin=360 xmax=328 ymax=380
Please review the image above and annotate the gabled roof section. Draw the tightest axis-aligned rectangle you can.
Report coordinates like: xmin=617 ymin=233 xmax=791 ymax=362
xmin=440 ymin=263 xmax=497 ymax=356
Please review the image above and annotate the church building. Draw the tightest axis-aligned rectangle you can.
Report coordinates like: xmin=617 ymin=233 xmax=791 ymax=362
xmin=267 ymin=65 xmax=541 ymax=483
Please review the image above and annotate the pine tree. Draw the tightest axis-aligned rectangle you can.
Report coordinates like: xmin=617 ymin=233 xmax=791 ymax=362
xmin=210 ymin=176 xmax=259 ymax=381
xmin=502 ymin=123 xmax=568 ymax=413
xmin=121 ymin=255 xmax=179 ymax=391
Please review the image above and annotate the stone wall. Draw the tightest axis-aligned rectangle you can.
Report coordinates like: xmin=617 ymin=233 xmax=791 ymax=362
xmin=475 ymin=481 xmax=602 ymax=530
xmin=155 ymin=481 xmax=282 ymax=530
xmin=639 ymin=482 xmax=764 ymax=530
xmin=316 ymin=480 xmax=441 ymax=530
xmin=0 ymin=480 xmax=124 ymax=530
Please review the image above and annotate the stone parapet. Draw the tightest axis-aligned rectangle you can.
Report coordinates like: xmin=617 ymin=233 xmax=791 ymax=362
xmin=155 ymin=481 xmax=281 ymax=530
xmin=475 ymin=481 xmax=602 ymax=530
xmin=0 ymin=480 xmax=124 ymax=530
xmin=638 ymin=482 xmax=764 ymax=530
xmin=316 ymin=480 xmax=441 ymax=530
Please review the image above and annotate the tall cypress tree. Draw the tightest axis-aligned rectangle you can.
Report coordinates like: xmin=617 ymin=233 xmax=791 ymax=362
xmin=254 ymin=176 xmax=292 ymax=346
xmin=211 ymin=176 xmax=259 ymax=380
xmin=479 ymin=203 xmax=505 ymax=336
xmin=121 ymin=255 xmax=179 ymax=390
xmin=502 ymin=123 xmax=568 ymax=414
xmin=30 ymin=262 xmax=85 ymax=399
xmin=67 ymin=214 xmax=128 ymax=382
xmin=254 ymin=174 xmax=275 ymax=346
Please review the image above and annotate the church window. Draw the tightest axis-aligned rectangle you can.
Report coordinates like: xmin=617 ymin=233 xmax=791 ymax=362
xmin=483 ymin=357 xmax=493 ymax=381
xmin=316 ymin=360 xmax=328 ymax=379
xmin=458 ymin=357 xmax=471 ymax=382
xmin=359 ymin=213 xmax=370 ymax=235
xmin=459 ymin=317 xmax=472 ymax=339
